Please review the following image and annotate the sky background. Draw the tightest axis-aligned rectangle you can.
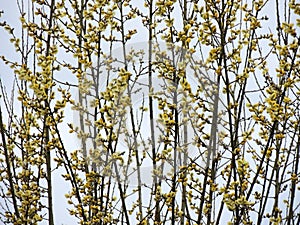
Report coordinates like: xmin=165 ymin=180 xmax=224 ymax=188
xmin=1 ymin=0 xmax=300 ymax=224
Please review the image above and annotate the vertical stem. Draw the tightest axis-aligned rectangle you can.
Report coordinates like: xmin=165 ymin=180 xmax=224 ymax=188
xmin=0 ymin=103 xmax=20 ymax=219
xmin=206 ymin=75 xmax=220 ymax=224
xmin=180 ymin=1 xmax=188 ymax=224
xmin=287 ymin=122 xmax=300 ymax=224
xmin=147 ymin=0 xmax=161 ymax=223
xmin=171 ymin=41 xmax=179 ymax=225
xmin=119 ymin=2 xmax=142 ymax=221
xmin=44 ymin=0 xmax=56 ymax=224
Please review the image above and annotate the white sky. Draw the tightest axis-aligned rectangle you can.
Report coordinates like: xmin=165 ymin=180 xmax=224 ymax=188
xmin=1 ymin=0 xmax=300 ymax=225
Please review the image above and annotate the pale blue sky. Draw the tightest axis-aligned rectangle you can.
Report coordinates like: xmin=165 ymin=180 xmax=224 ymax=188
xmin=1 ymin=1 xmax=300 ymax=224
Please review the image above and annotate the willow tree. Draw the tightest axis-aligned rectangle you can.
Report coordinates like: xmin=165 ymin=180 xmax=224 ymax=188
xmin=0 ymin=0 xmax=300 ymax=225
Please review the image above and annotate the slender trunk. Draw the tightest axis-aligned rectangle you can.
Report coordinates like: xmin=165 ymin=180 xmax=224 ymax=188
xmin=44 ymin=0 xmax=56 ymax=224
